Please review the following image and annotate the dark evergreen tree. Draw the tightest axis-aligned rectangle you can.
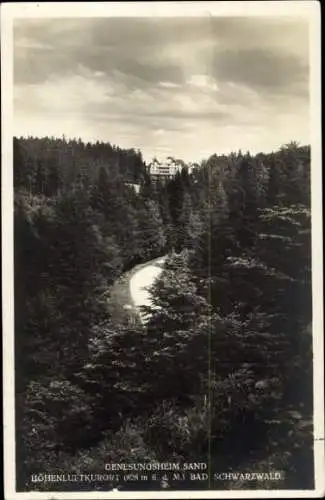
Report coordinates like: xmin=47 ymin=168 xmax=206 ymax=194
xmin=142 ymin=251 xmax=212 ymax=401
xmin=34 ymin=159 xmax=47 ymax=195
xmin=14 ymin=137 xmax=26 ymax=189
xmin=47 ymin=159 xmax=62 ymax=196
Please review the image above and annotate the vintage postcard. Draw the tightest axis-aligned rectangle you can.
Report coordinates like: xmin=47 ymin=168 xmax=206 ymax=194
xmin=1 ymin=1 xmax=324 ymax=499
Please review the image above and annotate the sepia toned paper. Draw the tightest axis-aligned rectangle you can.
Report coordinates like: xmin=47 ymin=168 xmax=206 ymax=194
xmin=1 ymin=2 xmax=324 ymax=499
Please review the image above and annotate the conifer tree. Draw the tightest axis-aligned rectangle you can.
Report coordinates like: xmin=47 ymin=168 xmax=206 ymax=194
xmin=136 ymin=199 xmax=166 ymax=260
xmin=34 ymin=159 xmax=48 ymax=195
xmin=142 ymin=251 xmax=212 ymax=400
xmin=47 ymin=160 xmax=62 ymax=196
xmin=14 ymin=137 xmax=26 ymax=189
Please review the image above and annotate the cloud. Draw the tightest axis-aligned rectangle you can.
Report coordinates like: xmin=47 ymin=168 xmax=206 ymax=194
xmin=210 ymin=47 xmax=308 ymax=99
xmin=160 ymin=81 xmax=181 ymax=88
xmin=13 ymin=16 xmax=310 ymax=162
xmin=187 ymin=74 xmax=219 ymax=92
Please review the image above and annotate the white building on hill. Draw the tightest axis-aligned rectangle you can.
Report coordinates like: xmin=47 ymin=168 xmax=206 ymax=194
xmin=149 ymin=157 xmax=183 ymax=181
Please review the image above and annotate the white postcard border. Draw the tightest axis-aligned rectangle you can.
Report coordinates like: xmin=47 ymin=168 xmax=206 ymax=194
xmin=1 ymin=2 xmax=324 ymax=499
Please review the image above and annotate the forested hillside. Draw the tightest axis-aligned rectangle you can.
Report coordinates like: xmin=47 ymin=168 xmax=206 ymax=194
xmin=14 ymin=136 xmax=313 ymax=491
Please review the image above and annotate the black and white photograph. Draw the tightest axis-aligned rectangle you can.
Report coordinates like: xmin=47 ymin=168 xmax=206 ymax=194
xmin=2 ymin=2 xmax=324 ymax=498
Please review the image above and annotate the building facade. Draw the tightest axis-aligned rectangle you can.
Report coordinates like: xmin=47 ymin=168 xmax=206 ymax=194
xmin=149 ymin=157 xmax=180 ymax=182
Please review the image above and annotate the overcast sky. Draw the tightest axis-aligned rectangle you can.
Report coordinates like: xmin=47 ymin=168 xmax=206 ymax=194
xmin=14 ymin=16 xmax=310 ymax=163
